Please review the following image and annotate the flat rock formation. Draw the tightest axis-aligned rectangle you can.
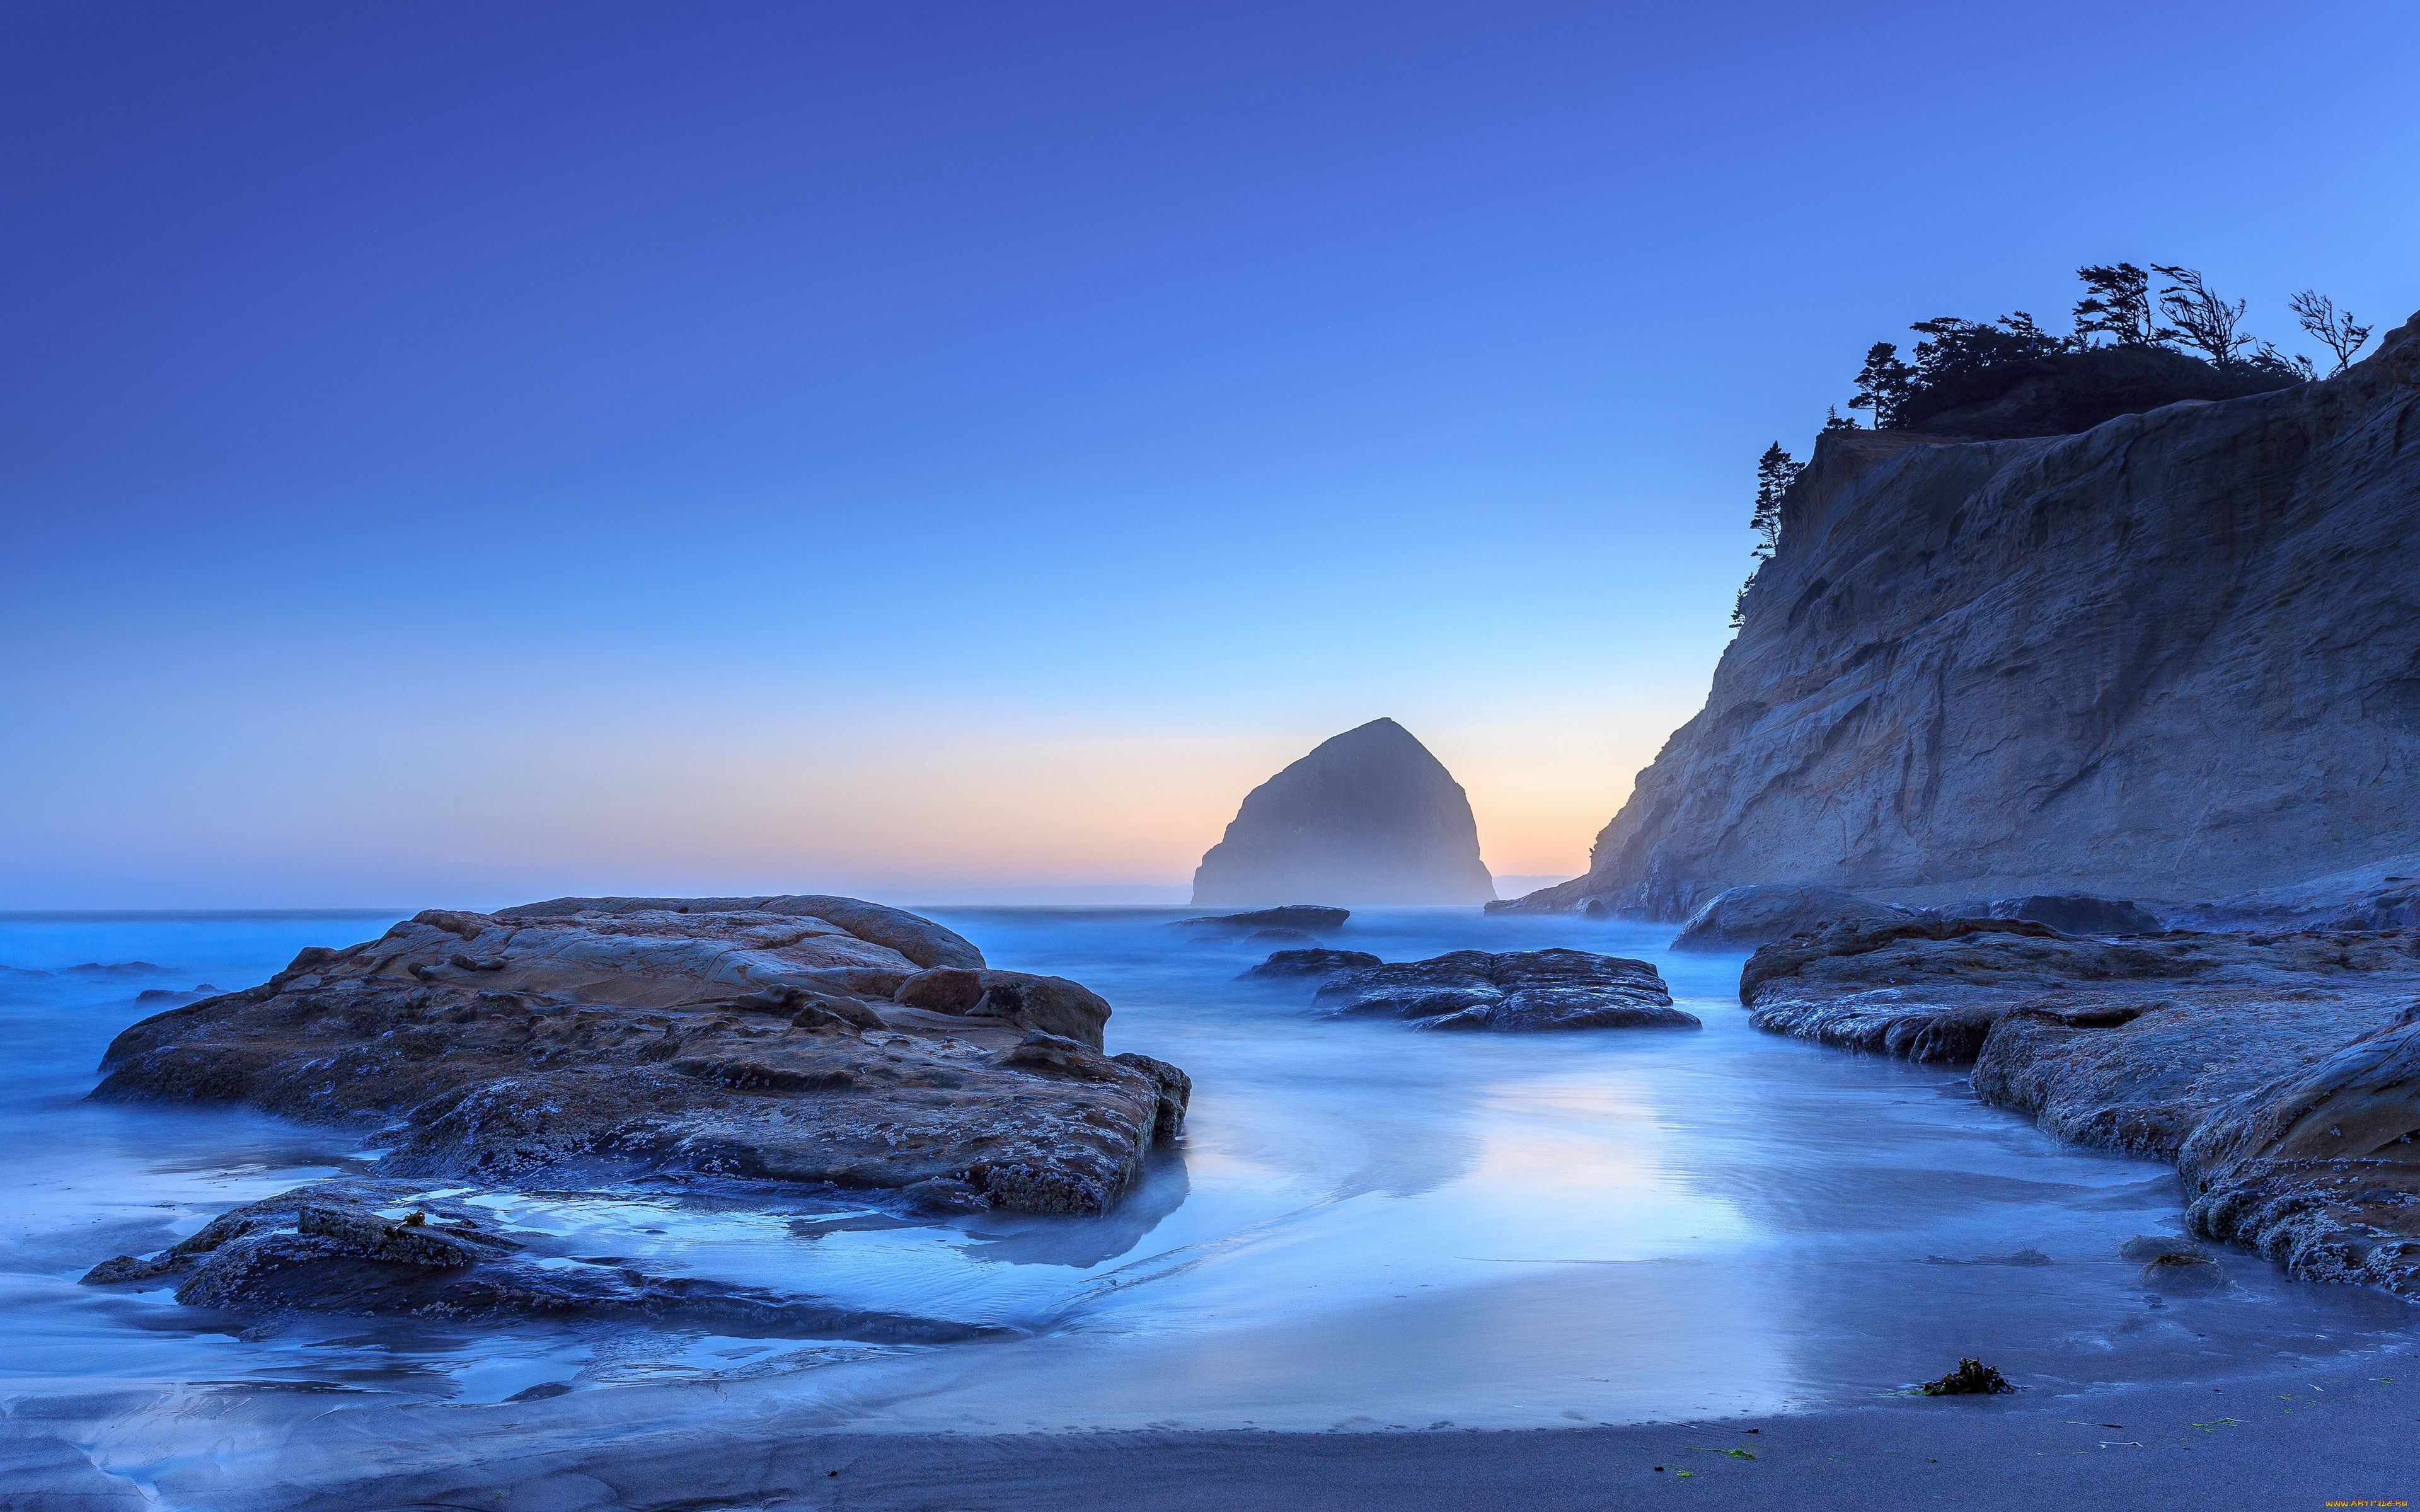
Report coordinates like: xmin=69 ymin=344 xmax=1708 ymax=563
xmin=1310 ymin=948 xmax=1697 ymax=1032
xmin=1175 ymin=905 xmax=1351 ymax=935
xmin=1502 ymin=309 xmax=2420 ymax=920
xmin=1741 ymin=919 xmax=2420 ymax=1293
xmin=78 ymin=1179 xmax=1002 ymax=1341
xmin=1192 ymin=719 xmax=1495 ymax=906
xmin=1669 ymin=883 xmax=1913 ymax=951
xmin=91 ymin=898 xmax=1189 ymax=1217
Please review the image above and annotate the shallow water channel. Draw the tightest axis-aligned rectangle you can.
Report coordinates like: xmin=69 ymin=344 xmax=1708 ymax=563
xmin=3 ymin=905 xmax=2412 ymax=1454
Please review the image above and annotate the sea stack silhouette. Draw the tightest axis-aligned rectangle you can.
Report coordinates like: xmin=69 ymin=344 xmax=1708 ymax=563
xmin=1192 ymin=718 xmax=1495 ymax=906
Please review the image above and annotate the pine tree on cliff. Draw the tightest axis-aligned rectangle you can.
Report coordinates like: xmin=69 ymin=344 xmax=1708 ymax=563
xmin=2073 ymin=263 xmax=2157 ymax=346
xmin=1850 ymin=343 xmax=1916 ymax=429
xmin=1733 ymin=444 xmax=1802 ymax=630
xmin=1750 ymin=443 xmax=1799 ymax=558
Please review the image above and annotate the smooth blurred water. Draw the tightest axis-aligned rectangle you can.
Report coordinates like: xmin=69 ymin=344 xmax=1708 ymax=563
xmin=2 ymin=906 xmax=2412 ymax=1448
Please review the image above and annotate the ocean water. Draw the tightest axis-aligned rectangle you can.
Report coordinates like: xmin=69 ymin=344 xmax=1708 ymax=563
xmin=2 ymin=906 xmax=2412 ymax=1475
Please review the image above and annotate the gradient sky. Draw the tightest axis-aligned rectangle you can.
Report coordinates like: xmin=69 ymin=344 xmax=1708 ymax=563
xmin=4 ymin=1 xmax=2417 ymax=908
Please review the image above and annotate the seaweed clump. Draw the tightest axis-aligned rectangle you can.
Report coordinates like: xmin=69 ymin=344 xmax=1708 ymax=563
xmin=1920 ymin=1358 xmax=2014 ymax=1396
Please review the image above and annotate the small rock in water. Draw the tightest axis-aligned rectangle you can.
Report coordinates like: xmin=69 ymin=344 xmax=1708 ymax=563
xmin=1242 ymin=948 xmax=1383 ymax=980
xmin=1918 ymin=1358 xmax=2013 ymax=1395
xmin=2140 ymin=1251 xmax=2228 ymax=1292
xmin=1175 ymin=905 xmax=1351 ymax=936
xmin=1311 ymin=949 xmax=1699 ymax=1033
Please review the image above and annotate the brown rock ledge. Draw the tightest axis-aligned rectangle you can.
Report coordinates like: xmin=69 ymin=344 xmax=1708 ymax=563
xmin=90 ymin=896 xmax=1188 ymax=1216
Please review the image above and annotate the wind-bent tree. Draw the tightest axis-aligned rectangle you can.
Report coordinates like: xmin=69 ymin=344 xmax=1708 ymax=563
xmin=2290 ymin=290 xmax=2373 ymax=375
xmin=2152 ymin=265 xmax=2253 ymax=366
xmin=2073 ymin=263 xmax=2157 ymax=346
xmin=1906 ymin=314 xmax=2064 ymax=388
xmin=1851 ymin=343 xmax=1916 ymax=429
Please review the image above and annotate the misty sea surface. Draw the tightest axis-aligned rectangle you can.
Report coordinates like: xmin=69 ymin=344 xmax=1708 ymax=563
xmin=4 ymin=906 xmax=2415 ymax=1468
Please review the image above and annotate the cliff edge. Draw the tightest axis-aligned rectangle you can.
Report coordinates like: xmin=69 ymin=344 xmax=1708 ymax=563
xmin=1510 ymin=308 xmax=2420 ymax=919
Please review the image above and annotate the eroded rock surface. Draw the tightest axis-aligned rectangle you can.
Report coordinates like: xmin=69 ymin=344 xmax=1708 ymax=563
xmin=1669 ymin=884 xmax=1913 ymax=952
xmin=1311 ymin=949 xmax=1697 ymax=1032
xmin=91 ymin=898 xmax=1188 ymax=1217
xmin=1742 ymin=919 xmax=2420 ymax=1293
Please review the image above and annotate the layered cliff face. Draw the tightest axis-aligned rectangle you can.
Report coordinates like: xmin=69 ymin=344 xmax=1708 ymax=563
xmin=1518 ymin=310 xmax=2420 ymax=919
xmin=1192 ymin=718 xmax=1495 ymax=906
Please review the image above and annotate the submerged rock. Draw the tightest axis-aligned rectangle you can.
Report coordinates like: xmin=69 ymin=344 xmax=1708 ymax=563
xmin=78 ymin=1179 xmax=1004 ymax=1341
xmin=1242 ymin=948 xmax=1383 ymax=980
xmin=1241 ymin=927 xmax=1323 ymax=949
xmin=91 ymin=897 xmax=1187 ymax=1217
xmin=1668 ymin=884 xmax=1913 ymax=951
xmin=1191 ymin=719 xmax=1495 ymax=906
xmin=1311 ymin=949 xmax=1698 ymax=1032
xmin=1741 ymin=919 xmax=2420 ymax=1293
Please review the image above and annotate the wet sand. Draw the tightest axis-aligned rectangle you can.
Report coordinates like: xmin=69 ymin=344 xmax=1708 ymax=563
xmin=12 ymin=1349 xmax=2407 ymax=1510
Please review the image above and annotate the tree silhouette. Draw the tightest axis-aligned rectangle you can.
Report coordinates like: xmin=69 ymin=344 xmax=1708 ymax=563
xmin=1851 ymin=343 xmax=1916 ymax=429
xmin=1906 ymin=314 xmax=2063 ymax=389
xmin=2151 ymin=265 xmax=2253 ymax=366
xmin=2289 ymin=290 xmax=2373 ymax=375
xmin=1821 ymin=404 xmax=1859 ymax=432
xmin=1733 ymin=444 xmax=1803 ymax=630
xmin=2073 ymin=263 xmax=2156 ymax=346
xmin=1750 ymin=443 xmax=1800 ymax=559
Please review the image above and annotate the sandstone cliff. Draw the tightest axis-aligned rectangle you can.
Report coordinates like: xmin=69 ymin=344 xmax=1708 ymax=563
xmin=1511 ymin=309 xmax=2420 ymax=919
xmin=1192 ymin=718 xmax=1495 ymax=906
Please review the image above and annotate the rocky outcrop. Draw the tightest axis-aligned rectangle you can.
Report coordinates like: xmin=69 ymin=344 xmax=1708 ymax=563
xmin=1192 ymin=719 xmax=1494 ymax=906
xmin=78 ymin=1179 xmax=1003 ymax=1341
xmin=1506 ymin=310 xmax=2420 ymax=920
xmin=1741 ymin=920 xmax=2420 ymax=1293
xmin=1310 ymin=949 xmax=1698 ymax=1032
xmin=91 ymin=898 xmax=1187 ymax=1217
xmin=1668 ymin=883 xmax=1913 ymax=951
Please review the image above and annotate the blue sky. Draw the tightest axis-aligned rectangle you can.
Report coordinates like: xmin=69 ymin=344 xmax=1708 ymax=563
xmin=4 ymin=1 xmax=2416 ymax=907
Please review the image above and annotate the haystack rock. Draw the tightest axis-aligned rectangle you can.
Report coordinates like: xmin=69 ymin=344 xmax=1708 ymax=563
xmin=1192 ymin=719 xmax=1495 ymax=906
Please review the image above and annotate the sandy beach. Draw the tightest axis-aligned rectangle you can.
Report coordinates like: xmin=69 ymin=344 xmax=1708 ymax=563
xmin=7 ymin=1350 xmax=2405 ymax=1509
